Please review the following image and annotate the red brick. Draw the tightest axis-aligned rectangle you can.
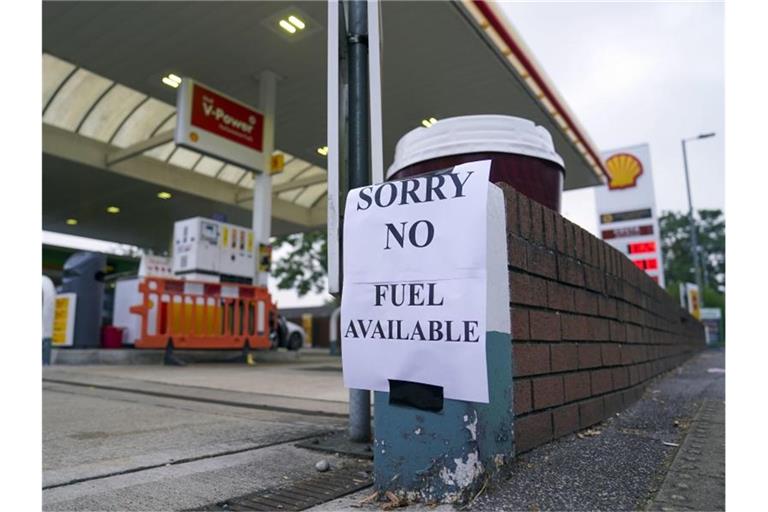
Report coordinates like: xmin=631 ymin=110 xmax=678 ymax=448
xmin=590 ymin=236 xmax=601 ymax=267
xmin=628 ymin=365 xmax=641 ymax=386
xmin=555 ymin=215 xmax=567 ymax=254
xmin=601 ymin=344 xmax=621 ymax=366
xmin=564 ymin=220 xmax=576 ymax=257
xmin=597 ymin=296 xmax=616 ymax=318
xmin=513 ymin=344 xmax=550 ymax=376
xmin=530 ymin=201 xmax=545 ymax=245
xmin=574 ymin=225 xmax=585 ymax=261
xmin=582 ymin=231 xmax=592 ymax=265
xmin=518 ymin=194 xmax=532 ymax=239
xmin=606 ymin=275 xmax=622 ymax=298
xmin=551 ymin=343 xmax=578 ymax=372
xmin=604 ymin=391 xmax=624 ymax=416
xmin=593 ymin=238 xmax=602 ymax=268
xmin=578 ymin=343 xmax=602 ymax=368
xmin=533 ymin=375 xmax=564 ymax=409
xmin=584 ymin=265 xmax=605 ymax=293
xmin=612 ymin=367 xmax=629 ymax=389
xmin=526 ymin=244 xmax=557 ymax=279
xmin=547 ymin=281 xmax=575 ymax=312
xmin=507 ymin=235 xmax=528 ymax=270
xmin=558 ymin=256 xmax=585 ymax=287
xmin=590 ymin=369 xmax=613 ymax=395
xmin=591 ymin=318 xmax=610 ymax=341
xmin=579 ymin=397 xmax=605 ymax=428
xmin=610 ymin=320 xmax=627 ymax=342
xmin=626 ymin=324 xmax=643 ymax=344
xmin=514 ymin=378 xmax=532 ymax=415
xmin=515 ymin=411 xmax=552 ymax=453
xmin=529 ymin=310 xmax=561 ymax=341
xmin=562 ymin=314 xmax=590 ymax=341
xmin=632 ymin=345 xmax=648 ymax=363
xmin=510 ymin=308 xmax=530 ymax=341
xmin=573 ymin=289 xmax=598 ymax=315
xmin=553 ymin=404 xmax=579 ymax=438
xmin=498 ymin=184 xmax=520 ymax=235
xmin=509 ymin=272 xmax=547 ymax=308
xmin=563 ymin=372 xmax=591 ymax=402
xmin=543 ymin=208 xmax=556 ymax=249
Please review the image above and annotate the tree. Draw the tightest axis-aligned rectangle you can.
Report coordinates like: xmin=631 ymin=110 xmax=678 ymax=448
xmin=659 ymin=209 xmax=725 ymax=293
xmin=270 ymin=231 xmax=328 ymax=296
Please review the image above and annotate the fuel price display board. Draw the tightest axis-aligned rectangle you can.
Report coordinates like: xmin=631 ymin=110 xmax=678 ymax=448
xmin=595 ymin=144 xmax=666 ymax=287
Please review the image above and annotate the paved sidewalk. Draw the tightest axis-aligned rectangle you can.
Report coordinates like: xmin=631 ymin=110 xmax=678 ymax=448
xmin=648 ymin=399 xmax=725 ymax=511
xmin=312 ymin=349 xmax=725 ymax=511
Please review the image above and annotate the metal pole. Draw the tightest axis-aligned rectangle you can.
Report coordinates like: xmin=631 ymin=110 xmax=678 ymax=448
xmin=681 ymin=139 xmax=704 ymax=303
xmin=253 ymin=70 xmax=278 ymax=286
xmin=329 ymin=306 xmax=341 ymax=356
xmin=346 ymin=0 xmax=371 ymax=443
xmin=42 ymin=275 xmax=56 ymax=366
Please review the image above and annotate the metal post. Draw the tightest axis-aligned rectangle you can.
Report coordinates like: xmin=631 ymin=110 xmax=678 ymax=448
xmin=681 ymin=139 xmax=704 ymax=303
xmin=253 ymin=70 xmax=278 ymax=286
xmin=42 ymin=275 xmax=56 ymax=365
xmin=329 ymin=306 xmax=341 ymax=356
xmin=346 ymin=0 xmax=371 ymax=443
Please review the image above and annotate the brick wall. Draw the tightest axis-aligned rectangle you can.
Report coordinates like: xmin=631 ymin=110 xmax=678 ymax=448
xmin=495 ymin=183 xmax=706 ymax=454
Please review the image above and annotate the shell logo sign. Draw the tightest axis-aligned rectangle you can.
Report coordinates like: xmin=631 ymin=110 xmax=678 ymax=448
xmin=605 ymin=153 xmax=644 ymax=190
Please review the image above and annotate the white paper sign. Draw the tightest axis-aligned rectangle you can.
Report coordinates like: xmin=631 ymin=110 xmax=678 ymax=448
xmin=341 ymin=161 xmax=491 ymax=403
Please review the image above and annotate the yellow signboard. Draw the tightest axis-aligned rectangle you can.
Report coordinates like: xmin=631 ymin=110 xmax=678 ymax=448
xmin=302 ymin=314 xmax=313 ymax=347
xmin=52 ymin=293 xmax=76 ymax=346
xmin=687 ymin=286 xmax=701 ymax=320
xmin=258 ymin=244 xmax=272 ymax=272
xmin=271 ymin=153 xmax=285 ymax=174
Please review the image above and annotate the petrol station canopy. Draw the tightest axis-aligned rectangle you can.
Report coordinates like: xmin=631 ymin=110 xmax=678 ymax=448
xmin=42 ymin=1 xmax=607 ymax=253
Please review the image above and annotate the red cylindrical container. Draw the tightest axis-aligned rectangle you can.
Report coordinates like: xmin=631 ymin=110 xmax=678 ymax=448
xmin=387 ymin=115 xmax=565 ymax=211
xmin=101 ymin=325 xmax=124 ymax=349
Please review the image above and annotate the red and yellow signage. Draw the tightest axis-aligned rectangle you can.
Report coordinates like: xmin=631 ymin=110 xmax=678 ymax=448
xmin=175 ymin=78 xmax=266 ymax=172
xmin=605 ymin=153 xmax=644 ymax=190
xmin=189 ymin=82 xmax=264 ymax=151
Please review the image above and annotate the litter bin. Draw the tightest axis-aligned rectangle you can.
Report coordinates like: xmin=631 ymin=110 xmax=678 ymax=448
xmin=386 ymin=114 xmax=565 ymax=212
xmin=60 ymin=252 xmax=107 ymax=348
xmin=101 ymin=326 xmax=124 ymax=349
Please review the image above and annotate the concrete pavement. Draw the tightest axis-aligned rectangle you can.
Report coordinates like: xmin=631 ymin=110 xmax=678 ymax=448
xmin=43 ymin=354 xmax=355 ymax=511
xmin=43 ymin=349 xmax=725 ymax=511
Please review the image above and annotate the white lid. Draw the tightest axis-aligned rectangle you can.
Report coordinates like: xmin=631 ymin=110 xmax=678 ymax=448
xmin=387 ymin=115 xmax=565 ymax=179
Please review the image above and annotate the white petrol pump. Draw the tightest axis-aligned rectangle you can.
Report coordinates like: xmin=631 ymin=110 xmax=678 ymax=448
xmin=109 ymin=72 xmax=283 ymax=350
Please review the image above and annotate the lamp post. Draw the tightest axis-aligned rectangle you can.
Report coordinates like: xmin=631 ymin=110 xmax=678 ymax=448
xmin=681 ymin=132 xmax=715 ymax=305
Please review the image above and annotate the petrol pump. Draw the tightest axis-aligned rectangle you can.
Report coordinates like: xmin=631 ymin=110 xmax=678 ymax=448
xmin=109 ymin=74 xmax=285 ymax=355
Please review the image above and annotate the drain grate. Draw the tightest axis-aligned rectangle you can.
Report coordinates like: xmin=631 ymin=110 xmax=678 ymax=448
xmin=189 ymin=466 xmax=372 ymax=511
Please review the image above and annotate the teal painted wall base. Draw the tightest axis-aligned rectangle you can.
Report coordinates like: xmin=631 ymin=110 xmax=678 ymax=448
xmin=372 ymin=331 xmax=513 ymax=504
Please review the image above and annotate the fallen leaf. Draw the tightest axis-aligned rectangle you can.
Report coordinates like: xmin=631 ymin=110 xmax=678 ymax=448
xmin=358 ymin=491 xmax=379 ymax=506
xmin=382 ymin=491 xmax=404 ymax=510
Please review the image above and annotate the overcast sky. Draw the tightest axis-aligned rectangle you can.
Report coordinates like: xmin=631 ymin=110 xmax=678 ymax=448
xmin=500 ymin=1 xmax=724 ymax=234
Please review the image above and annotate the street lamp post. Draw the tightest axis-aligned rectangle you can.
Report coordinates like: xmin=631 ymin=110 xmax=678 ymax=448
xmin=681 ymin=132 xmax=715 ymax=306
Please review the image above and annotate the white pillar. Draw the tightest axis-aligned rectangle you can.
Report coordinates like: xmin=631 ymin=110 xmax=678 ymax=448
xmin=253 ymin=70 xmax=278 ymax=286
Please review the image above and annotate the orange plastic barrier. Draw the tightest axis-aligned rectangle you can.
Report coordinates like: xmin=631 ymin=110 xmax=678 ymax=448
xmin=130 ymin=277 xmax=274 ymax=350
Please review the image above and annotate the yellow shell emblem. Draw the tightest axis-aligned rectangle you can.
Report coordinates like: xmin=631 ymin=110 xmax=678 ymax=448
xmin=605 ymin=153 xmax=643 ymax=190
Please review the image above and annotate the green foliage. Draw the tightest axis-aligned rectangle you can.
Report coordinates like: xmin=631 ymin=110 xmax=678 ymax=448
xmin=270 ymin=231 xmax=328 ymax=297
xmin=660 ymin=210 xmax=725 ymax=342
xmin=659 ymin=209 xmax=725 ymax=292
